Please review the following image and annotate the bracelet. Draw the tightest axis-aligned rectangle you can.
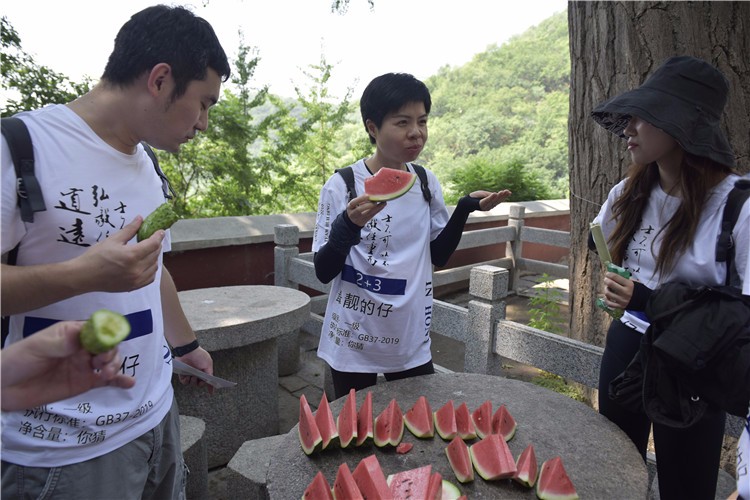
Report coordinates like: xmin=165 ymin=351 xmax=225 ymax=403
xmin=171 ymin=339 xmax=200 ymax=357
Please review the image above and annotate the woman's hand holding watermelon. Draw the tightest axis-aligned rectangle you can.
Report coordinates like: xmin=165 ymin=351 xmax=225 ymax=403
xmin=346 ymin=194 xmax=387 ymax=227
xmin=471 ymin=190 xmax=512 ymax=211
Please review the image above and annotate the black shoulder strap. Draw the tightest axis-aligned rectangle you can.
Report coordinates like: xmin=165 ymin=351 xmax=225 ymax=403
xmin=141 ymin=142 xmax=175 ymax=200
xmin=335 ymin=166 xmax=357 ymax=201
xmin=1 ymin=117 xmax=47 ymax=223
xmin=716 ymin=178 xmax=750 ymax=286
xmin=412 ymin=163 xmax=432 ymax=204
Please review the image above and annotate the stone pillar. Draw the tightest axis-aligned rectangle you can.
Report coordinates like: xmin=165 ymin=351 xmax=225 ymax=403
xmin=507 ymin=205 xmax=526 ymax=293
xmin=274 ymin=224 xmax=301 ymax=376
xmin=465 ymin=265 xmax=508 ymax=375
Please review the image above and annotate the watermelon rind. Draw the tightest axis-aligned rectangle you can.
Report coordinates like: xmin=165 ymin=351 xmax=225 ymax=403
xmin=404 ymin=395 xmax=435 ymax=438
xmin=491 ymin=404 xmax=517 ymax=442
xmin=356 ymin=391 xmax=374 ymax=447
xmin=353 ymin=455 xmax=391 ymax=500
xmin=512 ymin=443 xmax=538 ymax=488
xmin=302 ymin=471 xmax=334 ymax=500
xmin=365 ymin=167 xmax=417 ymax=202
xmin=445 ymin=436 xmax=475 ymax=483
xmin=455 ymin=402 xmax=477 ymax=441
xmin=536 ymin=456 xmax=579 ymax=500
xmin=298 ymin=394 xmax=322 ymax=455
xmin=469 ymin=434 xmax=517 ymax=481
xmin=471 ymin=400 xmax=493 ymax=439
xmin=337 ymin=388 xmax=358 ymax=448
xmin=374 ymin=398 xmax=404 ymax=447
xmin=441 ymin=479 xmax=463 ymax=500
xmin=333 ymin=463 xmax=363 ymax=500
xmin=316 ymin=393 xmax=339 ymax=450
xmin=434 ymin=400 xmax=458 ymax=441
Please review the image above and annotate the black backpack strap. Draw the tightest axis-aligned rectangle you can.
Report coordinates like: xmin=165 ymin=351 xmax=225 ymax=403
xmin=716 ymin=179 xmax=750 ymax=285
xmin=1 ymin=117 xmax=47 ymax=223
xmin=412 ymin=163 xmax=432 ymax=204
xmin=335 ymin=166 xmax=357 ymax=202
xmin=141 ymin=142 xmax=175 ymax=200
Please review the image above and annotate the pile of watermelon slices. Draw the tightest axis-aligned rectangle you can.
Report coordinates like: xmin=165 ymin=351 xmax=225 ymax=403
xmin=303 ymin=454 xmax=465 ymax=500
xmin=298 ymin=390 xmax=578 ymax=500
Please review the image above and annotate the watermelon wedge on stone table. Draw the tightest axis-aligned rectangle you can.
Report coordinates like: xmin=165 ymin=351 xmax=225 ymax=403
xmin=404 ymin=395 xmax=435 ymax=438
xmin=333 ymin=462 xmax=363 ymax=500
xmin=316 ymin=393 xmax=339 ymax=450
xmin=512 ymin=443 xmax=538 ymax=488
xmin=536 ymin=456 xmax=579 ymax=500
xmin=469 ymin=433 xmax=517 ymax=481
xmin=303 ymin=471 xmax=334 ymax=500
xmin=445 ymin=436 xmax=474 ymax=483
xmin=455 ymin=402 xmax=477 ymax=441
xmin=471 ymin=400 xmax=493 ymax=439
xmin=337 ymin=388 xmax=358 ymax=448
xmin=298 ymin=394 xmax=322 ymax=455
xmin=434 ymin=400 xmax=458 ymax=441
xmin=352 ymin=454 xmax=391 ymax=500
xmin=374 ymin=398 xmax=404 ymax=447
xmin=356 ymin=391 xmax=374 ymax=447
xmin=364 ymin=167 xmax=417 ymax=202
xmin=387 ymin=464 xmax=436 ymax=499
xmin=491 ymin=404 xmax=517 ymax=442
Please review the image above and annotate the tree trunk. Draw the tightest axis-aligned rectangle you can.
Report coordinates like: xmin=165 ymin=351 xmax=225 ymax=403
xmin=568 ymin=1 xmax=750 ymax=350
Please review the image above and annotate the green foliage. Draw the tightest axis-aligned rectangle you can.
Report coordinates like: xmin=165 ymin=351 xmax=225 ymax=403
xmin=532 ymin=371 xmax=587 ymax=402
xmin=1 ymin=17 xmax=91 ymax=116
xmin=447 ymin=156 xmax=553 ymax=204
xmin=527 ymin=273 xmax=565 ymax=334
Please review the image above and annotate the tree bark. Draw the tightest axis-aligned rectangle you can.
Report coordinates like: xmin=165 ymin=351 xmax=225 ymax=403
xmin=568 ymin=1 xmax=750 ymax=350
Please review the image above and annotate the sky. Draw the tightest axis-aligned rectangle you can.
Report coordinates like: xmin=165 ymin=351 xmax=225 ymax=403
xmin=2 ymin=0 xmax=568 ymax=100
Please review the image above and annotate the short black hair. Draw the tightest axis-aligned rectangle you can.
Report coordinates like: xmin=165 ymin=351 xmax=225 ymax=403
xmin=360 ymin=73 xmax=432 ymax=144
xmin=102 ymin=5 xmax=231 ymax=100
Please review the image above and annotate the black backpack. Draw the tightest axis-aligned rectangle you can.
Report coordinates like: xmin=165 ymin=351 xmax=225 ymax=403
xmin=335 ymin=163 xmax=432 ymax=203
xmin=1 ymin=116 xmax=174 ymax=344
xmin=609 ymin=179 xmax=750 ymax=425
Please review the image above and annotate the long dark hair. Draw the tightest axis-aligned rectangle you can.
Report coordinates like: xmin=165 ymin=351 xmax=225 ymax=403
xmin=609 ymin=154 xmax=734 ymax=279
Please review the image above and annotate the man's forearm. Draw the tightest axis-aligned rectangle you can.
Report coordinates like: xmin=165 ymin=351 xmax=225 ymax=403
xmin=160 ymin=267 xmax=196 ymax=349
xmin=1 ymin=261 xmax=86 ymax=315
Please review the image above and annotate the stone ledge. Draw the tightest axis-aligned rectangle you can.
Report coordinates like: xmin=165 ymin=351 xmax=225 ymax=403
xmin=210 ymin=434 xmax=286 ymax=500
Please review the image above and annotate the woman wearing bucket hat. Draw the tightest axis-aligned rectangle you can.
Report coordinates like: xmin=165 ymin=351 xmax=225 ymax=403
xmin=589 ymin=56 xmax=750 ymax=499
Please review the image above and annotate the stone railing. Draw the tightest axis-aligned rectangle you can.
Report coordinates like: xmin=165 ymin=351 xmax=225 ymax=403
xmin=272 ymin=205 xmax=744 ymax=441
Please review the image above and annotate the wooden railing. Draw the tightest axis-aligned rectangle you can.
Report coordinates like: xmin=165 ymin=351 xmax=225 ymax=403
xmin=272 ymin=204 xmax=743 ymax=440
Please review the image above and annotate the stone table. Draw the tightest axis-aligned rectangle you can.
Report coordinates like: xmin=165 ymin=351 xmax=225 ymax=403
xmin=266 ymin=373 xmax=648 ymax=499
xmin=174 ymin=285 xmax=310 ymax=468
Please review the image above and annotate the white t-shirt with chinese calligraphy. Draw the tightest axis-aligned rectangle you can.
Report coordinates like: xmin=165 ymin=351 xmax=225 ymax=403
xmin=312 ymin=160 xmax=450 ymax=373
xmin=1 ymin=105 xmax=174 ymax=467
xmin=592 ymin=174 xmax=750 ymax=333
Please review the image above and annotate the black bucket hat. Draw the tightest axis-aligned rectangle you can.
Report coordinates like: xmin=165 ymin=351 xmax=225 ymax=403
xmin=592 ymin=56 xmax=735 ymax=167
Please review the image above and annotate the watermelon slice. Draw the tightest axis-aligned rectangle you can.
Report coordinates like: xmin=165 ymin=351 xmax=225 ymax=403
xmin=356 ymin=391 xmax=374 ymax=447
xmin=404 ymin=395 xmax=435 ymax=438
xmin=441 ymin=480 xmax=463 ymax=500
xmin=387 ymin=464 xmax=435 ymax=499
xmin=333 ymin=463 xmax=363 ymax=500
xmin=427 ymin=471 xmax=443 ymax=500
xmin=471 ymin=400 xmax=493 ymax=439
xmin=512 ymin=443 xmax=538 ymax=488
xmin=374 ymin=398 xmax=404 ymax=447
xmin=445 ymin=436 xmax=474 ymax=483
xmin=337 ymin=388 xmax=358 ymax=448
xmin=434 ymin=400 xmax=458 ymax=441
xmin=303 ymin=471 xmax=334 ymax=500
xmin=396 ymin=442 xmax=413 ymax=454
xmin=469 ymin=434 xmax=517 ymax=481
xmin=454 ymin=402 xmax=477 ymax=441
xmin=316 ymin=393 xmax=339 ymax=450
xmin=364 ymin=167 xmax=417 ymax=202
xmin=491 ymin=404 xmax=517 ymax=442
xmin=352 ymin=454 xmax=391 ymax=500
xmin=537 ymin=456 xmax=579 ymax=500
xmin=298 ymin=394 xmax=322 ymax=455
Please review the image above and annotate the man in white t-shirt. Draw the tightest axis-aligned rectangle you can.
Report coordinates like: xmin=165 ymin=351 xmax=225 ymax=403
xmin=1 ymin=6 xmax=230 ymax=498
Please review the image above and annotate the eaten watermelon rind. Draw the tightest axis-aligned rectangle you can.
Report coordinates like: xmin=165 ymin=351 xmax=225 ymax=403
xmin=365 ymin=167 xmax=417 ymax=202
xmin=441 ymin=479 xmax=463 ymax=500
xmin=404 ymin=395 xmax=435 ymax=439
xmin=536 ymin=456 xmax=579 ymax=500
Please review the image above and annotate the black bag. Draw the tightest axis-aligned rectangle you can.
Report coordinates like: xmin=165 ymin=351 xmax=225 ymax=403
xmin=609 ymin=179 xmax=750 ymax=427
